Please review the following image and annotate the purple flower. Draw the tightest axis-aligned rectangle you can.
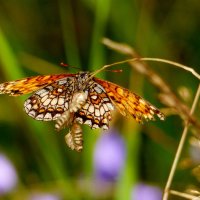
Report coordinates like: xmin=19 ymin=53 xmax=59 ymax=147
xmin=29 ymin=193 xmax=60 ymax=200
xmin=131 ymin=183 xmax=162 ymax=200
xmin=0 ymin=154 xmax=18 ymax=194
xmin=93 ymin=128 xmax=126 ymax=181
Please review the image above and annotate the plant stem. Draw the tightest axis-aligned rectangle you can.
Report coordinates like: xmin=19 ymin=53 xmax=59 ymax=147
xmin=163 ymin=83 xmax=200 ymax=200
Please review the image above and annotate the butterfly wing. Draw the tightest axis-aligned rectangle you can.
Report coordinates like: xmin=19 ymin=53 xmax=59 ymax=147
xmin=24 ymin=75 xmax=114 ymax=130
xmin=24 ymin=76 xmax=77 ymax=121
xmin=94 ymin=78 xmax=164 ymax=122
xmin=75 ymin=81 xmax=114 ymax=130
xmin=0 ymin=74 xmax=73 ymax=96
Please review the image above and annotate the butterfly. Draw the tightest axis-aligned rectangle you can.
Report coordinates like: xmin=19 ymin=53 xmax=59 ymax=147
xmin=0 ymin=71 xmax=164 ymax=151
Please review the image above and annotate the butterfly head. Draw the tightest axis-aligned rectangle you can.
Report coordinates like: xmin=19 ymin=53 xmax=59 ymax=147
xmin=76 ymin=72 xmax=93 ymax=90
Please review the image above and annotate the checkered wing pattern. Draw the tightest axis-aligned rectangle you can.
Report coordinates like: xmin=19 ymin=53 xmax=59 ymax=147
xmin=94 ymin=78 xmax=164 ymax=122
xmin=0 ymin=74 xmax=72 ymax=96
xmin=23 ymin=74 xmax=114 ymax=130
xmin=0 ymin=72 xmax=164 ymax=130
xmin=24 ymin=76 xmax=77 ymax=121
xmin=75 ymin=81 xmax=114 ymax=130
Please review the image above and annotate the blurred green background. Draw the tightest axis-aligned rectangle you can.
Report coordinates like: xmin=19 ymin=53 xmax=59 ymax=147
xmin=0 ymin=0 xmax=200 ymax=200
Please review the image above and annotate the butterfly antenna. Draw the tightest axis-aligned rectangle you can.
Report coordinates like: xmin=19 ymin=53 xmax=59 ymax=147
xmin=104 ymin=69 xmax=123 ymax=73
xmin=60 ymin=62 xmax=81 ymax=70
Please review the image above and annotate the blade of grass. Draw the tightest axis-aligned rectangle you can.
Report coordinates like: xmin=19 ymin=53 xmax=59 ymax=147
xmin=88 ymin=0 xmax=111 ymax=69
xmin=58 ymin=0 xmax=81 ymax=68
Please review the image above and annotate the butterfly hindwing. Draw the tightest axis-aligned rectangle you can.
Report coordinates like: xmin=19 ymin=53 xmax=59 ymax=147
xmin=75 ymin=80 xmax=114 ymax=130
xmin=24 ymin=76 xmax=77 ymax=121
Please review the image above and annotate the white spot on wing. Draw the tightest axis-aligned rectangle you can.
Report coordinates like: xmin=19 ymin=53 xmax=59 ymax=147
xmin=53 ymin=113 xmax=61 ymax=119
xmin=44 ymin=113 xmax=52 ymax=120
xmin=88 ymin=105 xmax=94 ymax=113
xmin=92 ymin=124 xmax=99 ymax=129
xmin=28 ymin=110 xmax=36 ymax=117
xmin=95 ymin=109 xmax=100 ymax=117
xmin=103 ymin=97 xmax=110 ymax=101
xmin=51 ymin=98 xmax=58 ymax=106
xmin=58 ymin=79 xmax=68 ymax=85
xmin=40 ymin=91 xmax=49 ymax=98
xmin=76 ymin=117 xmax=83 ymax=124
xmin=25 ymin=104 xmax=32 ymax=111
xmin=36 ymin=114 xmax=44 ymax=120
xmin=102 ymin=125 xmax=109 ymax=130
xmin=24 ymin=99 xmax=31 ymax=106
xmin=43 ymin=98 xmax=51 ymax=106
xmin=100 ymin=106 xmax=105 ymax=115
xmin=46 ymin=86 xmax=53 ymax=90
xmin=106 ymin=103 xmax=114 ymax=110
xmin=102 ymin=118 xmax=108 ymax=124
xmin=36 ymin=89 xmax=48 ymax=96
xmin=65 ymin=102 xmax=69 ymax=109
xmin=57 ymin=88 xmax=63 ymax=93
xmin=84 ymin=120 xmax=92 ymax=126
xmin=41 ymin=95 xmax=48 ymax=103
xmin=32 ymin=104 xmax=39 ymax=110
xmin=83 ymin=103 xmax=89 ymax=110
xmin=103 ymin=104 xmax=108 ymax=112
xmin=91 ymin=95 xmax=97 ymax=99
xmin=58 ymin=98 xmax=64 ymax=105
xmin=94 ymin=86 xmax=102 ymax=93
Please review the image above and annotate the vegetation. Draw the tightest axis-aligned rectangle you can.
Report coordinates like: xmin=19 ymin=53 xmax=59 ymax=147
xmin=0 ymin=1 xmax=200 ymax=199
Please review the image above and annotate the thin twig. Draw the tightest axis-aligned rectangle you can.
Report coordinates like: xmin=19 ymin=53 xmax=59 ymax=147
xmin=163 ymin=83 xmax=200 ymax=200
xmin=102 ymin=38 xmax=200 ymax=80
xmin=102 ymin=38 xmax=200 ymax=131
xmin=91 ymin=57 xmax=200 ymax=80
xmin=170 ymin=190 xmax=200 ymax=199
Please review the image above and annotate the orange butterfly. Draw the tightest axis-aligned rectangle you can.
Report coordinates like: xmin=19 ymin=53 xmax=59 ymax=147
xmin=0 ymin=72 xmax=164 ymax=129
xmin=0 ymin=71 xmax=164 ymax=151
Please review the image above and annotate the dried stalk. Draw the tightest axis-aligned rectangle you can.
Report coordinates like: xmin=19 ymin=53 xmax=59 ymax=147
xmin=162 ymin=84 xmax=200 ymax=199
xmin=169 ymin=190 xmax=200 ymax=199
xmin=102 ymin=38 xmax=200 ymax=131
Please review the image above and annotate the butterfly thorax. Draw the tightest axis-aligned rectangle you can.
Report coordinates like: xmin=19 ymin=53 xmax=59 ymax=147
xmin=75 ymin=72 xmax=92 ymax=91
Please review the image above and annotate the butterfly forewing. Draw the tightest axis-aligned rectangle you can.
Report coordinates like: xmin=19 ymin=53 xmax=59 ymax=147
xmin=75 ymin=80 xmax=114 ymax=130
xmin=94 ymin=78 xmax=164 ymax=122
xmin=0 ymin=74 xmax=73 ymax=96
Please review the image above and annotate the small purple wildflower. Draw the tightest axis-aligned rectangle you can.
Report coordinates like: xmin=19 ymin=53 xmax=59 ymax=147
xmin=131 ymin=183 xmax=162 ymax=200
xmin=0 ymin=154 xmax=18 ymax=195
xmin=93 ymin=128 xmax=126 ymax=181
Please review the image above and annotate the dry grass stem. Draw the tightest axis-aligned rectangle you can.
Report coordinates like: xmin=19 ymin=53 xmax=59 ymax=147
xmin=169 ymin=190 xmax=200 ymax=199
xmin=163 ymin=84 xmax=200 ymax=199
xmin=102 ymin=38 xmax=200 ymax=131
